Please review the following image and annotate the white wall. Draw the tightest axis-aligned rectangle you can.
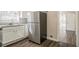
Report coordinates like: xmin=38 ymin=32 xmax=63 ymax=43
xmin=47 ymin=11 xmax=58 ymax=41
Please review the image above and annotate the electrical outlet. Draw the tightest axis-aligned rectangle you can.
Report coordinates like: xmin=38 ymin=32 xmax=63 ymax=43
xmin=50 ymin=35 xmax=53 ymax=38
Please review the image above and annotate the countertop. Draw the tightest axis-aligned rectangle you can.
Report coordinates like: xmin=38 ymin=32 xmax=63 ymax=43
xmin=0 ymin=24 xmax=25 ymax=29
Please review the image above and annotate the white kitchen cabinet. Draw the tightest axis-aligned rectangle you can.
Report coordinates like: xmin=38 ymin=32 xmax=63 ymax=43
xmin=2 ymin=27 xmax=17 ymax=44
xmin=1 ymin=25 xmax=28 ymax=45
xmin=16 ymin=26 xmax=25 ymax=39
xmin=24 ymin=24 xmax=28 ymax=37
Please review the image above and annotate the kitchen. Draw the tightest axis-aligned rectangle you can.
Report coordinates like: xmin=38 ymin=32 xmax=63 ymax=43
xmin=0 ymin=11 xmax=29 ymax=46
xmin=0 ymin=11 xmax=48 ymax=47
xmin=0 ymin=11 xmax=79 ymax=47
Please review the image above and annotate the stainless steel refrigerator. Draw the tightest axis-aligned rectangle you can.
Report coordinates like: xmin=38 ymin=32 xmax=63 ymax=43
xmin=27 ymin=11 xmax=47 ymax=44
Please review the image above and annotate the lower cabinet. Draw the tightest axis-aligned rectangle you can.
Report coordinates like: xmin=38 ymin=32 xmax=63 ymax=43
xmin=2 ymin=25 xmax=26 ymax=45
xmin=16 ymin=26 xmax=25 ymax=39
xmin=2 ymin=27 xmax=16 ymax=44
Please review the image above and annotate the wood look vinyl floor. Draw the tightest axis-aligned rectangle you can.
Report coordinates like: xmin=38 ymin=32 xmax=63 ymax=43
xmin=66 ymin=30 xmax=76 ymax=45
xmin=6 ymin=39 xmax=75 ymax=47
xmin=6 ymin=30 xmax=76 ymax=47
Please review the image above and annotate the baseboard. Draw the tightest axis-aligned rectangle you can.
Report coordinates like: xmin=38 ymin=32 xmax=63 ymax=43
xmin=47 ymin=36 xmax=58 ymax=42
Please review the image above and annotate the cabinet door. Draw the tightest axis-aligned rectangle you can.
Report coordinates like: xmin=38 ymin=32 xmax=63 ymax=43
xmin=24 ymin=24 xmax=28 ymax=37
xmin=2 ymin=27 xmax=16 ymax=44
xmin=16 ymin=26 xmax=25 ymax=39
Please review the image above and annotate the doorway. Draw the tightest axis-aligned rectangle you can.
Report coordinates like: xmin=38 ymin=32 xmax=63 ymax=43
xmin=58 ymin=11 xmax=76 ymax=46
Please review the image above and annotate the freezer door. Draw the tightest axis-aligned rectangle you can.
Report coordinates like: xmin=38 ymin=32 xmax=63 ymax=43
xmin=28 ymin=23 xmax=40 ymax=44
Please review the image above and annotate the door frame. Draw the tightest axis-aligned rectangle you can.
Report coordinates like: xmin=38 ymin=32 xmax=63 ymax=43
xmin=76 ymin=11 xmax=79 ymax=47
xmin=57 ymin=11 xmax=78 ymax=45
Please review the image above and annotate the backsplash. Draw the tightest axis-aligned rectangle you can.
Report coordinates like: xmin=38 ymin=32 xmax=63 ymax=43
xmin=0 ymin=11 xmax=20 ymax=24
